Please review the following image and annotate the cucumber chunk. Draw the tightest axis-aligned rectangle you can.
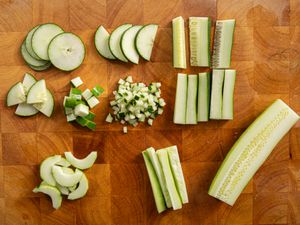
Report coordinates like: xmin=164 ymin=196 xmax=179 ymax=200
xmin=185 ymin=75 xmax=198 ymax=124
xmin=26 ymin=79 xmax=47 ymax=104
xmin=94 ymin=26 xmax=116 ymax=60
xmin=64 ymin=151 xmax=97 ymax=170
xmin=135 ymin=24 xmax=158 ymax=61
xmin=172 ymin=16 xmax=187 ymax=69
xmin=48 ymin=32 xmax=85 ymax=71
xmin=197 ymin=72 xmax=210 ymax=122
xmin=40 ymin=155 xmax=62 ymax=186
xmin=210 ymin=70 xmax=224 ymax=120
xmin=6 ymin=82 xmax=26 ymax=106
xmin=21 ymin=41 xmax=49 ymax=67
xmin=173 ymin=73 xmax=187 ymax=124
xmin=109 ymin=24 xmax=133 ymax=62
xmin=52 ymin=165 xmax=83 ymax=187
xmin=25 ymin=25 xmax=43 ymax=60
xmin=33 ymin=184 xmax=62 ymax=209
xmin=222 ymin=70 xmax=236 ymax=120
xmin=22 ymin=73 xmax=37 ymax=94
xmin=28 ymin=62 xmax=51 ymax=71
xmin=209 ymin=99 xmax=299 ymax=205
xmin=15 ymin=103 xmax=39 ymax=117
xmin=33 ymin=89 xmax=55 ymax=117
xmin=68 ymin=174 xmax=89 ymax=200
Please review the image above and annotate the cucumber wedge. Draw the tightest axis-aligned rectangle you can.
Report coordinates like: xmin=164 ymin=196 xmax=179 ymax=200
xmin=172 ymin=16 xmax=187 ymax=69
xmin=6 ymin=82 xmax=26 ymax=106
xmin=25 ymin=25 xmax=43 ymax=60
xmin=21 ymin=41 xmax=49 ymax=67
xmin=31 ymin=23 xmax=64 ymax=60
xmin=135 ymin=24 xmax=158 ymax=61
xmin=22 ymin=73 xmax=37 ymax=94
xmin=33 ymin=89 xmax=55 ymax=117
xmin=52 ymin=165 xmax=83 ymax=187
xmin=210 ymin=70 xmax=224 ymax=120
xmin=197 ymin=72 xmax=210 ymax=122
xmin=212 ymin=19 xmax=235 ymax=69
xmin=109 ymin=24 xmax=133 ymax=62
xmin=185 ymin=75 xmax=198 ymax=124
xmin=64 ymin=151 xmax=97 ymax=170
xmin=142 ymin=151 xmax=167 ymax=213
xmin=28 ymin=62 xmax=51 ymax=71
xmin=48 ymin=32 xmax=85 ymax=71
xmin=173 ymin=73 xmax=187 ymax=124
xmin=209 ymin=99 xmax=299 ymax=205
xmin=40 ymin=155 xmax=62 ymax=186
xmin=222 ymin=70 xmax=236 ymax=120
xmin=15 ymin=103 xmax=39 ymax=117
xmin=94 ymin=26 xmax=116 ymax=60
xmin=121 ymin=25 xmax=143 ymax=64
xmin=68 ymin=174 xmax=89 ymax=200
xmin=189 ymin=17 xmax=211 ymax=67
xmin=27 ymin=79 xmax=47 ymax=104
xmin=33 ymin=184 xmax=62 ymax=209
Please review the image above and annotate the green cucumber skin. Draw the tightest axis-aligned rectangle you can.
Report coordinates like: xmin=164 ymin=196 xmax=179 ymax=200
xmin=94 ymin=26 xmax=117 ymax=60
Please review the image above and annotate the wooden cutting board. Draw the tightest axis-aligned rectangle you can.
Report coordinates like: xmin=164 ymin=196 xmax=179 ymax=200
xmin=0 ymin=0 xmax=299 ymax=224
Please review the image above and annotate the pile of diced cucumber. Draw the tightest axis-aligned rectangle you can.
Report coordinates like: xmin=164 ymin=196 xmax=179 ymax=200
xmin=6 ymin=73 xmax=54 ymax=117
xmin=142 ymin=146 xmax=188 ymax=213
xmin=33 ymin=151 xmax=97 ymax=209
xmin=63 ymin=77 xmax=103 ymax=130
xmin=21 ymin=23 xmax=85 ymax=71
xmin=95 ymin=24 xmax=158 ymax=64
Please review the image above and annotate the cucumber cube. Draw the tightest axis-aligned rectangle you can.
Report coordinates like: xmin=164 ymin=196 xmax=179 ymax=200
xmin=87 ymin=96 xmax=99 ymax=108
xmin=126 ymin=76 xmax=133 ymax=83
xmin=67 ymin=113 xmax=77 ymax=122
xmin=86 ymin=121 xmax=96 ymax=130
xmin=64 ymin=107 xmax=73 ymax=115
xmin=76 ymin=117 xmax=88 ymax=126
xmin=123 ymin=126 xmax=128 ymax=133
xmin=106 ymin=113 xmax=113 ymax=123
xmin=70 ymin=77 xmax=83 ymax=87
xmin=64 ymin=96 xmax=78 ymax=108
xmin=91 ymin=85 xmax=104 ymax=97
xmin=74 ymin=104 xmax=89 ymax=117
xmin=84 ymin=112 xmax=96 ymax=121
xmin=82 ymin=89 xmax=93 ymax=101
xmin=69 ymin=88 xmax=82 ymax=100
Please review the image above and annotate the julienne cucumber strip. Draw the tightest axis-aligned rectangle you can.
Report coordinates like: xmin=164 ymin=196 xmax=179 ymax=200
xmin=173 ymin=73 xmax=188 ymax=124
xmin=172 ymin=16 xmax=187 ymax=69
xmin=209 ymin=99 xmax=299 ymax=205
xmin=185 ymin=75 xmax=198 ymax=124
xmin=209 ymin=69 xmax=224 ymax=120
xmin=197 ymin=72 xmax=210 ymax=122
xmin=222 ymin=70 xmax=236 ymax=120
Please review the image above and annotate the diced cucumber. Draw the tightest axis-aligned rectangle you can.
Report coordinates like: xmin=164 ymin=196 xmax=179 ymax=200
xmin=69 ymin=88 xmax=82 ymax=100
xmin=189 ymin=17 xmax=211 ymax=67
xmin=185 ymin=75 xmax=198 ymax=124
xmin=173 ymin=73 xmax=187 ymax=124
xmin=212 ymin=19 xmax=235 ymax=69
xmin=33 ymin=184 xmax=62 ymax=209
xmin=21 ymin=41 xmax=49 ymax=67
xmin=31 ymin=23 xmax=64 ymax=60
xmin=209 ymin=99 xmax=299 ymax=205
xmin=6 ymin=82 xmax=26 ymax=106
xmin=197 ymin=72 xmax=210 ymax=122
xmin=15 ymin=103 xmax=39 ymax=117
xmin=109 ymin=24 xmax=133 ymax=62
xmin=64 ymin=107 xmax=73 ymax=115
xmin=172 ymin=16 xmax=187 ymax=69
xmin=74 ymin=104 xmax=89 ymax=117
xmin=123 ymin=126 xmax=128 ymax=133
xmin=84 ymin=112 xmax=96 ymax=121
xmin=142 ymin=151 xmax=167 ymax=213
xmin=94 ymin=26 xmax=116 ymax=60
xmin=106 ymin=113 xmax=113 ymax=123
xmin=87 ymin=96 xmax=99 ymax=108
xmin=26 ymin=79 xmax=47 ymax=104
xmin=25 ymin=25 xmax=43 ymax=60
xmin=64 ymin=96 xmax=77 ymax=108
xmin=22 ymin=73 xmax=37 ymax=94
xmin=91 ymin=85 xmax=104 ymax=97
xmin=210 ymin=70 xmax=224 ymax=120
xmin=33 ymin=89 xmax=54 ymax=117
xmin=68 ymin=174 xmax=89 ymax=200
xmin=28 ymin=62 xmax=51 ymax=71
xmin=64 ymin=151 xmax=97 ymax=170
xmin=222 ymin=70 xmax=236 ymax=120
xmin=86 ymin=120 xmax=96 ymax=130
xmin=55 ymin=158 xmax=71 ymax=167
xmin=70 ymin=77 xmax=83 ymax=88
xmin=67 ymin=113 xmax=77 ymax=122
xmin=82 ymin=89 xmax=93 ymax=101
xmin=135 ymin=24 xmax=158 ymax=61
xmin=52 ymin=165 xmax=83 ymax=187
xmin=76 ymin=116 xmax=89 ymax=126
xmin=48 ymin=32 xmax=85 ymax=71
xmin=40 ymin=155 xmax=62 ymax=186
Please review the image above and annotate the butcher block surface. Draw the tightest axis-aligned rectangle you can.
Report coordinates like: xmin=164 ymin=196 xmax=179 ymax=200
xmin=0 ymin=0 xmax=300 ymax=224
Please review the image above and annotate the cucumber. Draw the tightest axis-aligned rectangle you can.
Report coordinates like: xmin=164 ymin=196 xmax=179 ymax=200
xmin=209 ymin=99 xmax=299 ymax=205
xmin=28 ymin=62 xmax=51 ymax=71
xmin=22 ymin=73 xmax=37 ymax=94
xmin=209 ymin=70 xmax=224 ymax=120
xmin=40 ymin=155 xmax=62 ymax=186
xmin=27 ymin=79 xmax=47 ymax=104
xmin=172 ymin=16 xmax=187 ymax=69
xmin=56 ymin=183 xmax=69 ymax=195
xmin=94 ymin=26 xmax=116 ymax=60
xmin=222 ymin=70 xmax=236 ymax=120
xmin=48 ymin=32 xmax=85 ymax=71
xmin=68 ymin=174 xmax=89 ymax=200
xmin=15 ymin=103 xmax=39 ymax=117
xmin=212 ymin=19 xmax=235 ymax=69
xmin=142 ymin=151 xmax=167 ymax=213
xmin=135 ymin=24 xmax=158 ymax=61
xmin=33 ymin=184 xmax=62 ymax=209
xmin=197 ymin=72 xmax=210 ymax=122
xmin=64 ymin=151 xmax=97 ymax=170
xmin=33 ymin=89 xmax=54 ymax=117
xmin=21 ymin=41 xmax=49 ymax=67
xmin=31 ymin=23 xmax=64 ymax=60
xmin=173 ymin=73 xmax=187 ymax=124
xmin=52 ymin=165 xmax=83 ymax=187
xmin=121 ymin=25 xmax=143 ymax=64
xmin=25 ymin=25 xmax=43 ymax=60
xmin=6 ymin=82 xmax=26 ymax=106
xmin=185 ymin=75 xmax=198 ymax=124
xmin=189 ymin=17 xmax=211 ymax=67
xmin=109 ymin=24 xmax=133 ymax=62
xmin=55 ymin=158 xmax=71 ymax=167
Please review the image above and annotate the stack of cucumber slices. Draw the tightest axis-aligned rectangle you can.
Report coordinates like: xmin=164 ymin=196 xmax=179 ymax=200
xmin=142 ymin=146 xmax=188 ymax=213
xmin=6 ymin=73 xmax=54 ymax=117
xmin=95 ymin=24 xmax=158 ymax=64
xmin=22 ymin=23 xmax=85 ymax=71
xmin=33 ymin=151 xmax=97 ymax=209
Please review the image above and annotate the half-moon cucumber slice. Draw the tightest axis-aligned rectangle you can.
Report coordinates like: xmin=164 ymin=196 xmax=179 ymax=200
xmin=52 ymin=165 xmax=83 ymax=187
xmin=94 ymin=26 xmax=116 ymax=60
xmin=64 ymin=151 xmax=97 ymax=170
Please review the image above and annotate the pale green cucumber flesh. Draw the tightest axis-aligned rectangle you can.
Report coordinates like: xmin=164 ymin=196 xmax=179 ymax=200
xmin=55 ymin=158 xmax=71 ymax=167
xmin=185 ymin=75 xmax=198 ymax=124
xmin=173 ymin=73 xmax=188 ymax=124
xmin=25 ymin=25 xmax=43 ymax=60
xmin=15 ymin=103 xmax=39 ymax=117
xmin=222 ymin=70 xmax=236 ymax=120
xmin=172 ymin=16 xmax=187 ymax=69
xmin=94 ymin=26 xmax=116 ymax=60
xmin=22 ymin=73 xmax=37 ymax=94
xmin=33 ymin=184 xmax=62 ymax=209
xmin=197 ymin=72 xmax=210 ymax=122
xmin=6 ymin=82 xmax=26 ymax=106
xmin=26 ymin=79 xmax=47 ymax=104
xmin=21 ymin=41 xmax=49 ymax=67
xmin=64 ymin=151 xmax=97 ymax=170
xmin=68 ymin=174 xmax=89 ymax=200
xmin=209 ymin=70 xmax=224 ymax=120
xmin=40 ymin=155 xmax=62 ymax=186
xmin=52 ymin=165 xmax=83 ymax=187
xmin=33 ymin=89 xmax=54 ymax=117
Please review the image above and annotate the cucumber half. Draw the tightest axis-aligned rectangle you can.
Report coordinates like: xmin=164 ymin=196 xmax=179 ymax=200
xmin=25 ymin=25 xmax=43 ymax=60
xmin=172 ymin=16 xmax=187 ymax=69
xmin=64 ymin=151 xmax=97 ymax=170
xmin=15 ymin=103 xmax=39 ymax=117
xmin=40 ymin=155 xmax=62 ymax=186
xmin=52 ymin=165 xmax=83 ymax=187
xmin=68 ymin=174 xmax=89 ymax=200
xmin=33 ymin=184 xmax=62 ymax=209
xmin=6 ymin=82 xmax=26 ymax=106
xmin=27 ymin=79 xmax=47 ymax=104
xmin=21 ymin=41 xmax=49 ymax=67
xmin=48 ymin=32 xmax=85 ymax=71
xmin=135 ymin=24 xmax=158 ymax=61
xmin=94 ymin=26 xmax=116 ymax=60
xmin=33 ymin=89 xmax=55 ymax=117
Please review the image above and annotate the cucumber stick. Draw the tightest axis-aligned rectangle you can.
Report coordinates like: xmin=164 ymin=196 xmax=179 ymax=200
xmin=94 ymin=26 xmax=116 ymax=60
xmin=212 ymin=19 xmax=235 ymax=69
xmin=173 ymin=73 xmax=187 ymax=124
xmin=197 ymin=72 xmax=210 ymax=122
xmin=222 ymin=70 xmax=236 ymax=120
xmin=189 ymin=17 xmax=211 ymax=67
xmin=185 ymin=75 xmax=198 ymax=124
xmin=172 ymin=16 xmax=187 ymax=69
xmin=210 ymin=70 xmax=224 ymax=120
xmin=209 ymin=99 xmax=299 ymax=205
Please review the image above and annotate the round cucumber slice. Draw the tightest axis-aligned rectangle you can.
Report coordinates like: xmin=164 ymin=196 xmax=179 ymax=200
xmin=109 ymin=24 xmax=132 ymax=62
xmin=94 ymin=26 xmax=116 ymax=60
xmin=68 ymin=174 xmax=89 ymax=200
xmin=33 ymin=89 xmax=55 ymax=117
xmin=33 ymin=184 xmax=62 ymax=209
xmin=27 ymin=79 xmax=47 ymax=104
xmin=15 ymin=103 xmax=39 ymax=117
xmin=55 ymin=158 xmax=71 ymax=167
xmin=121 ymin=25 xmax=143 ymax=64
xmin=48 ymin=32 xmax=85 ymax=71
xmin=40 ymin=155 xmax=62 ymax=186
xmin=136 ymin=24 xmax=158 ymax=61
xmin=28 ymin=62 xmax=51 ymax=71
xmin=25 ymin=25 xmax=43 ymax=60
xmin=22 ymin=73 xmax=37 ymax=94
xmin=64 ymin=151 xmax=97 ymax=170
xmin=21 ymin=41 xmax=49 ymax=67
xmin=31 ymin=23 xmax=64 ymax=60
xmin=6 ymin=82 xmax=26 ymax=106
xmin=52 ymin=165 xmax=83 ymax=187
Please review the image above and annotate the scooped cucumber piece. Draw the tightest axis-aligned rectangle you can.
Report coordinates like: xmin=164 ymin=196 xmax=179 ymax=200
xmin=94 ymin=26 xmax=116 ymax=60
xmin=33 ymin=184 xmax=62 ymax=209
xmin=15 ymin=103 xmax=39 ymax=117
xmin=25 ymin=25 xmax=43 ymax=60
xmin=6 ymin=82 xmax=26 ymax=106
xmin=22 ymin=73 xmax=37 ymax=94
xmin=109 ymin=24 xmax=133 ymax=62
xmin=210 ymin=70 xmax=225 ymax=120
xmin=27 ymin=79 xmax=47 ymax=104
xmin=68 ymin=174 xmax=89 ymax=200
xmin=136 ymin=24 xmax=158 ymax=61
xmin=185 ymin=75 xmax=198 ymax=124
xmin=55 ymin=158 xmax=71 ymax=167
xmin=40 ymin=155 xmax=62 ymax=186
xmin=33 ymin=89 xmax=54 ymax=117
xmin=52 ymin=165 xmax=83 ymax=187
xmin=172 ymin=16 xmax=187 ymax=69
xmin=28 ymin=62 xmax=52 ymax=71
xmin=48 ymin=32 xmax=85 ymax=71
xmin=21 ymin=41 xmax=49 ymax=67
xmin=222 ymin=70 xmax=236 ymax=120
xmin=31 ymin=23 xmax=64 ymax=60
xmin=64 ymin=151 xmax=97 ymax=170
xmin=173 ymin=73 xmax=187 ymax=124
xmin=197 ymin=72 xmax=210 ymax=122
